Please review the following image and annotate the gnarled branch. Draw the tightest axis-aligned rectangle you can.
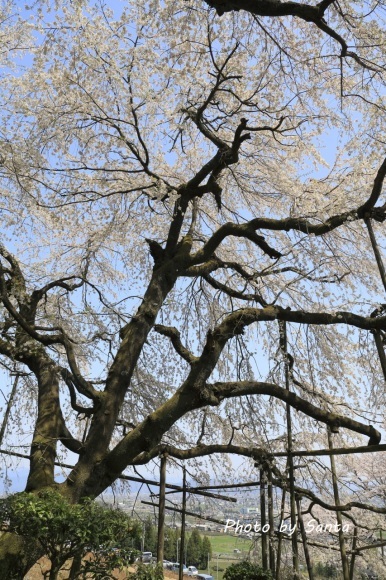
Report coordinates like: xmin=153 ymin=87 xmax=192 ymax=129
xmin=153 ymin=325 xmax=198 ymax=364
xmin=210 ymin=380 xmax=381 ymax=445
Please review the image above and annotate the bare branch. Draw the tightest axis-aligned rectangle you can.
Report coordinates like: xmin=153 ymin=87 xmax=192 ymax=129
xmin=203 ymin=273 xmax=267 ymax=305
xmin=58 ymin=419 xmax=84 ymax=454
xmin=153 ymin=325 xmax=198 ymax=364
xmin=31 ymin=276 xmax=84 ymax=309
xmin=60 ymin=369 xmax=95 ymax=415
xmin=210 ymin=380 xmax=381 ymax=444
xmin=0 ymin=265 xmax=64 ymax=347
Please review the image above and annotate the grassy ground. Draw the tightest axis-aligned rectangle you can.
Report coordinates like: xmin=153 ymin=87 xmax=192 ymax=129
xmin=197 ymin=533 xmax=256 ymax=580
xmin=207 ymin=533 xmax=253 ymax=554
xmin=200 ymin=558 xmax=234 ymax=580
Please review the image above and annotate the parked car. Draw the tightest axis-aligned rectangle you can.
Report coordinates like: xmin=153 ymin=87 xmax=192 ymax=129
xmin=197 ymin=575 xmax=214 ymax=580
xmin=141 ymin=551 xmax=152 ymax=563
xmin=187 ymin=565 xmax=198 ymax=576
xmin=171 ymin=562 xmax=189 ymax=574
xmin=166 ymin=562 xmax=177 ymax=570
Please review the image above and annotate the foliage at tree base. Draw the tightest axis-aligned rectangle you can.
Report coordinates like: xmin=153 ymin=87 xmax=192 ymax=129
xmin=223 ymin=561 xmax=273 ymax=580
xmin=0 ymin=491 xmax=140 ymax=580
xmin=128 ymin=563 xmax=164 ymax=580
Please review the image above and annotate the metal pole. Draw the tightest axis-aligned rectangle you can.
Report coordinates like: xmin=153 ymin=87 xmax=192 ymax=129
xmin=157 ymin=453 xmax=167 ymax=563
xmin=216 ymin=553 xmax=221 ymax=580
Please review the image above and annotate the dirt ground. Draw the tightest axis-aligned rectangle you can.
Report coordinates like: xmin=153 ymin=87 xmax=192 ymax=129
xmin=24 ymin=557 xmax=184 ymax=579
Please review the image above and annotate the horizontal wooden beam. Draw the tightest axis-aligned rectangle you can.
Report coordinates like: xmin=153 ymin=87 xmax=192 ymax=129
xmin=141 ymin=500 xmax=226 ymax=526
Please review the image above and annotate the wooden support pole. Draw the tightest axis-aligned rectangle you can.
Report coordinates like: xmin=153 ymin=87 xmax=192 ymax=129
xmin=272 ymin=443 xmax=386 ymax=458
xmin=365 ymin=217 xmax=386 ymax=384
xmin=4 ymin=445 xmax=386 ymax=473
xmin=267 ymin=467 xmax=276 ymax=576
xmin=153 ymin=486 xmax=236 ymax=502
xmin=260 ymin=467 xmax=268 ymax=570
xmin=280 ymin=320 xmax=299 ymax=579
xmin=327 ymin=428 xmax=350 ymax=580
xmin=128 ymin=475 xmax=236 ymax=502
xmin=275 ymin=486 xmax=287 ymax=580
xmin=373 ymin=330 xmax=386 ymax=382
xmin=349 ymin=526 xmax=357 ymax=580
xmin=296 ymin=495 xmax=314 ymax=580
xmin=157 ymin=454 xmax=167 ymax=563
xmin=288 ymin=447 xmax=299 ymax=579
xmin=179 ymin=466 xmax=187 ymax=580
xmin=141 ymin=501 xmax=225 ymax=526
xmin=188 ymin=481 xmax=259 ymax=492
xmin=365 ymin=217 xmax=386 ymax=292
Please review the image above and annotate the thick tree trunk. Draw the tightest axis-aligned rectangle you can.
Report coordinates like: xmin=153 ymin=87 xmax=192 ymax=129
xmin=26 ymin=360 xmax=61 ymax=492
xmin=0 ymin=532 xmax=43 ymax=579
xmin=69 ymin=552 xmax=82 ymax=579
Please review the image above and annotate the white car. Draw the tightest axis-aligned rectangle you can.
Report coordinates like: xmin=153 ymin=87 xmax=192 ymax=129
xmin=188 ymin=566 xmax=198 ymax=576
xmin=171 ymin=563 xmax=189 ymax=574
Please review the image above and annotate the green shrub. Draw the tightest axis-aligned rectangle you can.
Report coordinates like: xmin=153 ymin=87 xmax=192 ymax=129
xmin=0 ymin=490 xmax=140 ymax=579
xmin=128 ymin=562 xmax=164 ymax=579
xmin=223 ymin=561 xmax=272 ymax=580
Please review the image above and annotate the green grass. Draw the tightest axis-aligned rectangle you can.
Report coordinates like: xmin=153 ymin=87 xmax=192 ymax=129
xmin=197 ymin=533 xmax=256 ymax=580
xmin=199 ymin=557 xmax=234 ymax=580
xmin=206 ymin=532 xmax=253 ymax=556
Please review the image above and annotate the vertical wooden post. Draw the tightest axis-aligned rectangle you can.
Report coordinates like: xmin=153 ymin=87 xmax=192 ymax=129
xmin=349 ymin=526 xmax=357 ymax=580
xmin=288 ymin=443 xmax=299 ymax=580
xmin=179 ymin=466 xmax=187 ymax=580
xmin=280 ymin=321 xmax=299 ymax=579
xmin=365 ymin=217 xmax=386 ymax=292
xmin=372 ymin=330 xmax=386 ymax=382
xmin=267 ymin=466 xmax=276 ymax=576
xmin=296 ymin=495 xmax=314 ymax=580
xmin=365 ymin=217 xmax=386 ymax=382
xmin=157 ymin=453 xmax=167 ymax=563
xmin=327 ymin=428 xmax=349 ymax=580
xmin=276 ymin=486 xmax=287 ymax=580
xmin=260 ymin=467 xmax=268 ymax=570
